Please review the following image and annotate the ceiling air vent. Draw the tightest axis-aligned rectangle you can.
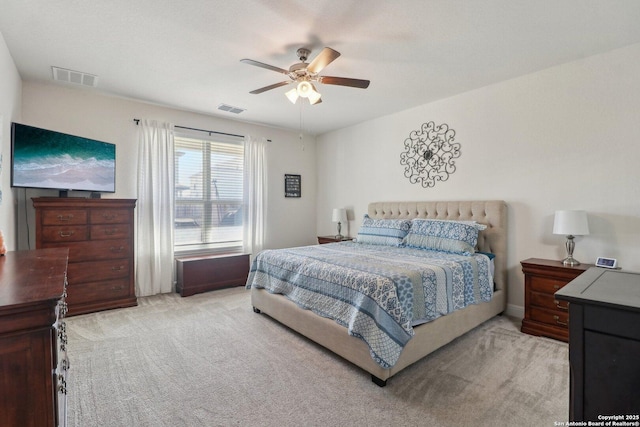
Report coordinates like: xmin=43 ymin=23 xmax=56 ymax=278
xmin=52 ymin=66 xmax=98 ymax=87
xmin=217 ymin=104 xmax=245 ymax=114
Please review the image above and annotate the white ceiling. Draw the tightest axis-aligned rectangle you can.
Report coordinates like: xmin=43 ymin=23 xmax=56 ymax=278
xmin=2 ymin=0 xmax=640 ymax=135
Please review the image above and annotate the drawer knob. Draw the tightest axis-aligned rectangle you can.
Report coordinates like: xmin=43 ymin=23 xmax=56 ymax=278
xmin=110 ymin=246 xmax=124 ymax=253
xmin=57 ymin=214 xmax=74 ymax=221
xmin=553 ymin=315 xmax=568 ymax=327
xmin=58 ymin=375 xmax=67 ymax=395
xmin=553 ymin=284 xmax=560 ymax=290
xmin=59 ymin=231 xmax=75 ymax=238
xmin=103 ymin=214 xmax=117 ymax=220
xmin=554 ymin=300 xmax=569 ymax=311
xmin=112 ymin=266 xmax=124 ymax=271
xmin=104 ymin=228 xmax=118 ymax=235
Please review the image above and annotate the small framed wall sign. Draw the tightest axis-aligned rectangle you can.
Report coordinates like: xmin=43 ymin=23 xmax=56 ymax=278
xmin=284 ymin=174 xmax=301 ymax=198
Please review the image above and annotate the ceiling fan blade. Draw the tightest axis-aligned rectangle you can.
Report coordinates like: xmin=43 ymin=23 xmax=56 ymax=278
xmin=319 ymin=76 xmax=370 ymax=89
xmin=240 ymin=59 xmax=289 ymax=75
xmin=249 ymin=81 xmax=290 ymax=94
xmin=307 ymin=47 xmax=341 ymax=74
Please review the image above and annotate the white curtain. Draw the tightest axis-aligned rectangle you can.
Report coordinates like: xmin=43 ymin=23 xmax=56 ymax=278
xmin=136 ymin=119 xmax=175 ymax=296
xmin=243 ymin=135 xmax=267 ymax=255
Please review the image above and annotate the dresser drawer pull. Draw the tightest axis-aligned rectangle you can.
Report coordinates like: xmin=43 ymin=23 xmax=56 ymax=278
xmin=110 ymin=246 xmax=125 ymax=253
xmin=554 ymin=300 xmax=569 ymax=311
xmin=58 ymin=375 xmax=67 ymax=395
xmin=553 ymin=284 xmax=561 ymax=290
xmin=102 ymin=213 xmax=118 ymax=220
xmin=57 ymin=214 xmax=74 ymax=221
xmin=59 ymin=231 xmax=75 ymax=238
xmin=111 ymin=285 xmax=125 ymax=291
xmin=112 ymin=266 xmax=125 ymax=271
xmin=104 ymin=228 xmax=119 ymax=235
xmin=553 ymin=315 xmax=568 ymax=326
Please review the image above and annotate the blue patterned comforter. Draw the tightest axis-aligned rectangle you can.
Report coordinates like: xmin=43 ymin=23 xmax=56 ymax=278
xmin=246 ymin=242 xmax=493 ymax=369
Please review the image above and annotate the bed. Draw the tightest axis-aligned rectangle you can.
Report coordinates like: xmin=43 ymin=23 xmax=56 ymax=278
xmin=247 ymin=200 xmax=507 ymax=386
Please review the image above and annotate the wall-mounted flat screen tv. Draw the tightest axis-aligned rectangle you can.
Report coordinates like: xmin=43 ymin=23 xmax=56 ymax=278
xmin=11 ymin=123 xmax=116 ymax=193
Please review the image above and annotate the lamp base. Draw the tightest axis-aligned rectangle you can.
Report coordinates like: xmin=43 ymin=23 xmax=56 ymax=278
xmin=562 ymin=256 xmax=581 ymax=266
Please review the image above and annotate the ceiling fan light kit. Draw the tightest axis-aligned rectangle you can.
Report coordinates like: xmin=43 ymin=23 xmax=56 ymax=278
xmin=241 ymin=47 xmax=370 ymax=105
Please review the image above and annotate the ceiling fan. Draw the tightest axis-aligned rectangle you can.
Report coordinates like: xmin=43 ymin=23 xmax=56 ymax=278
xmin=241 ymin=47 xmax=370 ymax=105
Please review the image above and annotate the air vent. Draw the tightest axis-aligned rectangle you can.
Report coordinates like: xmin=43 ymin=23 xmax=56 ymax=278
xmin=217 ymin=104 xmax=245 ymax=114
xmin=52 ymin=66 xmax=98 ymax=87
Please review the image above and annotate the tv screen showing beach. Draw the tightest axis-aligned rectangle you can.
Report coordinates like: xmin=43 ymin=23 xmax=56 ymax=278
xmin=11 ymin=123 xmax=116 ymax=193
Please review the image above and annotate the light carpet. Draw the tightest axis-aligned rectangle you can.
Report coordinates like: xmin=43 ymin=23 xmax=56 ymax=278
xmin=66 ymin=287 xmax=569 ymax=427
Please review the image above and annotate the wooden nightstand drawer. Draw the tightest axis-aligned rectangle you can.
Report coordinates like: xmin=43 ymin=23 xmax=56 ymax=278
xmin=530 ymin=291 xmax=569 ymax=311
xmin=529 ymin=276 xmax=569 ymax=294
xmin=530 ymin=307 xmax=569 ymax=328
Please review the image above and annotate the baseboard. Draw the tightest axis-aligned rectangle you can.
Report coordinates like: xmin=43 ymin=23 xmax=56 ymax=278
xmin=505 ymin=303 xmax=524 ymax=320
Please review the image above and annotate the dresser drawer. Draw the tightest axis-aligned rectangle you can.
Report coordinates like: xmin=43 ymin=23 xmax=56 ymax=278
xmin=90 ymin=209 xmax=130 ymax=224
xmin=67 ymin=259 xmax=130 ymax=283
xmin=90 ymin=224 xmax=131 ymax=240
xmin=66 ymin=278 xmax=131 ymax=305
xmin=529 ymin=276 xmax=569 ymax=294
xmin=42 ymin=239 xmax=131 ymax=262
xmin=41 ymin=225 xmax=89 ymax=243
xmin=41 ymin=209 xmax=88 ymax=225
xmin=530 ymin=291 xmax=570 ymax=311
xmin=530 ymin=306 xmax=569 ymax=329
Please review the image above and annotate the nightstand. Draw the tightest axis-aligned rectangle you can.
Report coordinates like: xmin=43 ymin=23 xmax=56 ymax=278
xmin=520 ymin=258 xmax=592 ymax=342
xmin=317 ymin=235 xmax=352 ymax=244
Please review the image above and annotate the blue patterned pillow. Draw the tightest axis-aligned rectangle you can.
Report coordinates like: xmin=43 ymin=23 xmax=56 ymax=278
xmin=403 ymin=219 xmax=481 ymax=254
xmin=356 ymin=215 xmax=412 ymax=246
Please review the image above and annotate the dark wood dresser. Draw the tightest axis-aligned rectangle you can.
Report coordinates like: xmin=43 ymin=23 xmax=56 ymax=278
xmin=33 ymin=197 xmax=137 ymax=316
xmin=555 ymin=267 xmax=640 ymax=421
xmin=0 ymin=248 xmax=69 ymax=427
xmin=521 ymin=258 xmax=592 ymax=341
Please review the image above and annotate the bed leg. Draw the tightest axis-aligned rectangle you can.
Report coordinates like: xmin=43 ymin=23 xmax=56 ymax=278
xmin=252 ymin=306 xmax=261 ymax=314
xmin=371 ymin=375 xmax=387 ymax=387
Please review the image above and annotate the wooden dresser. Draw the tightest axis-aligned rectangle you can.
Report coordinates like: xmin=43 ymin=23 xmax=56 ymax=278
xmin=0 ymin=248 xmax=69 ymax=427
xmin=521 ymin=258 xmax=591 ymax=341
xmin=33 ymin=197 xmax=137 ymax=316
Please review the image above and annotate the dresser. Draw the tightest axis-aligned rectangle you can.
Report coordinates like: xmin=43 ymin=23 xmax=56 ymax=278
xmin=520 ymin=258 xmax=591 ymax=341
xmin=0 ymin=248 xmax=69 ymax=427
xmin=33 ymin=198 xmax=137 ymax=316
xmin=555 ymin=267 xmax=640 ymax=421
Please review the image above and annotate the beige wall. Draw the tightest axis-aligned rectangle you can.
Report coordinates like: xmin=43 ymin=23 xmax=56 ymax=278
xmin=0 ymin=32 xmax=22 ymax=250
xmin=316 ymin=42 xmax=640 ymax=317
xmin=17 ymin=82 xmax=318 ymax=252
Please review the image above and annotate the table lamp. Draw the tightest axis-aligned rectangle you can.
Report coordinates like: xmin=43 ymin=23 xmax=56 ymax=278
xmin=332 ymin=208 xmax=347 ymax=239
xmin=553 ymin=210 xmax=589 ymax=266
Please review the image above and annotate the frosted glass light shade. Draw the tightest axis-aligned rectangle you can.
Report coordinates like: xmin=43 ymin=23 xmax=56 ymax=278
xmin=553 ymin=210 xmax=590 ymax=236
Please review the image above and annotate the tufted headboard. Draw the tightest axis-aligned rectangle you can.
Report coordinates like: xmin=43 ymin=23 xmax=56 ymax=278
xmin=367 ymin=200 xmax=508 ymax=296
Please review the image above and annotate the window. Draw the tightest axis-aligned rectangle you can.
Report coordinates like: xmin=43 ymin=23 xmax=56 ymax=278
xmin=174 ymin=133 xmax=244 ymax=253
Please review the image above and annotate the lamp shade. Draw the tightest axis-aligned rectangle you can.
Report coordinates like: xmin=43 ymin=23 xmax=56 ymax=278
xmin=332 ymin=208 xmax=347 ymax=223
xmin=553 ymin=210 xmax=590 ymax=236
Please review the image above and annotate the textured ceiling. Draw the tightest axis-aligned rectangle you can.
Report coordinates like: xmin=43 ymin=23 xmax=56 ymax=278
xmin=2 ymin=0 xmax=640 ymax=135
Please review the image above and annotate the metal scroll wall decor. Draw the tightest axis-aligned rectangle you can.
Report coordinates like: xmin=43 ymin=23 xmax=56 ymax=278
xmin=399 ymin=121 xmax=461 ymax=188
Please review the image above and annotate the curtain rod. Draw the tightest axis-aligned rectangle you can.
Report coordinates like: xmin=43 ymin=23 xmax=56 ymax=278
xmin=133 ymin=119 xmax=271 ymax=142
